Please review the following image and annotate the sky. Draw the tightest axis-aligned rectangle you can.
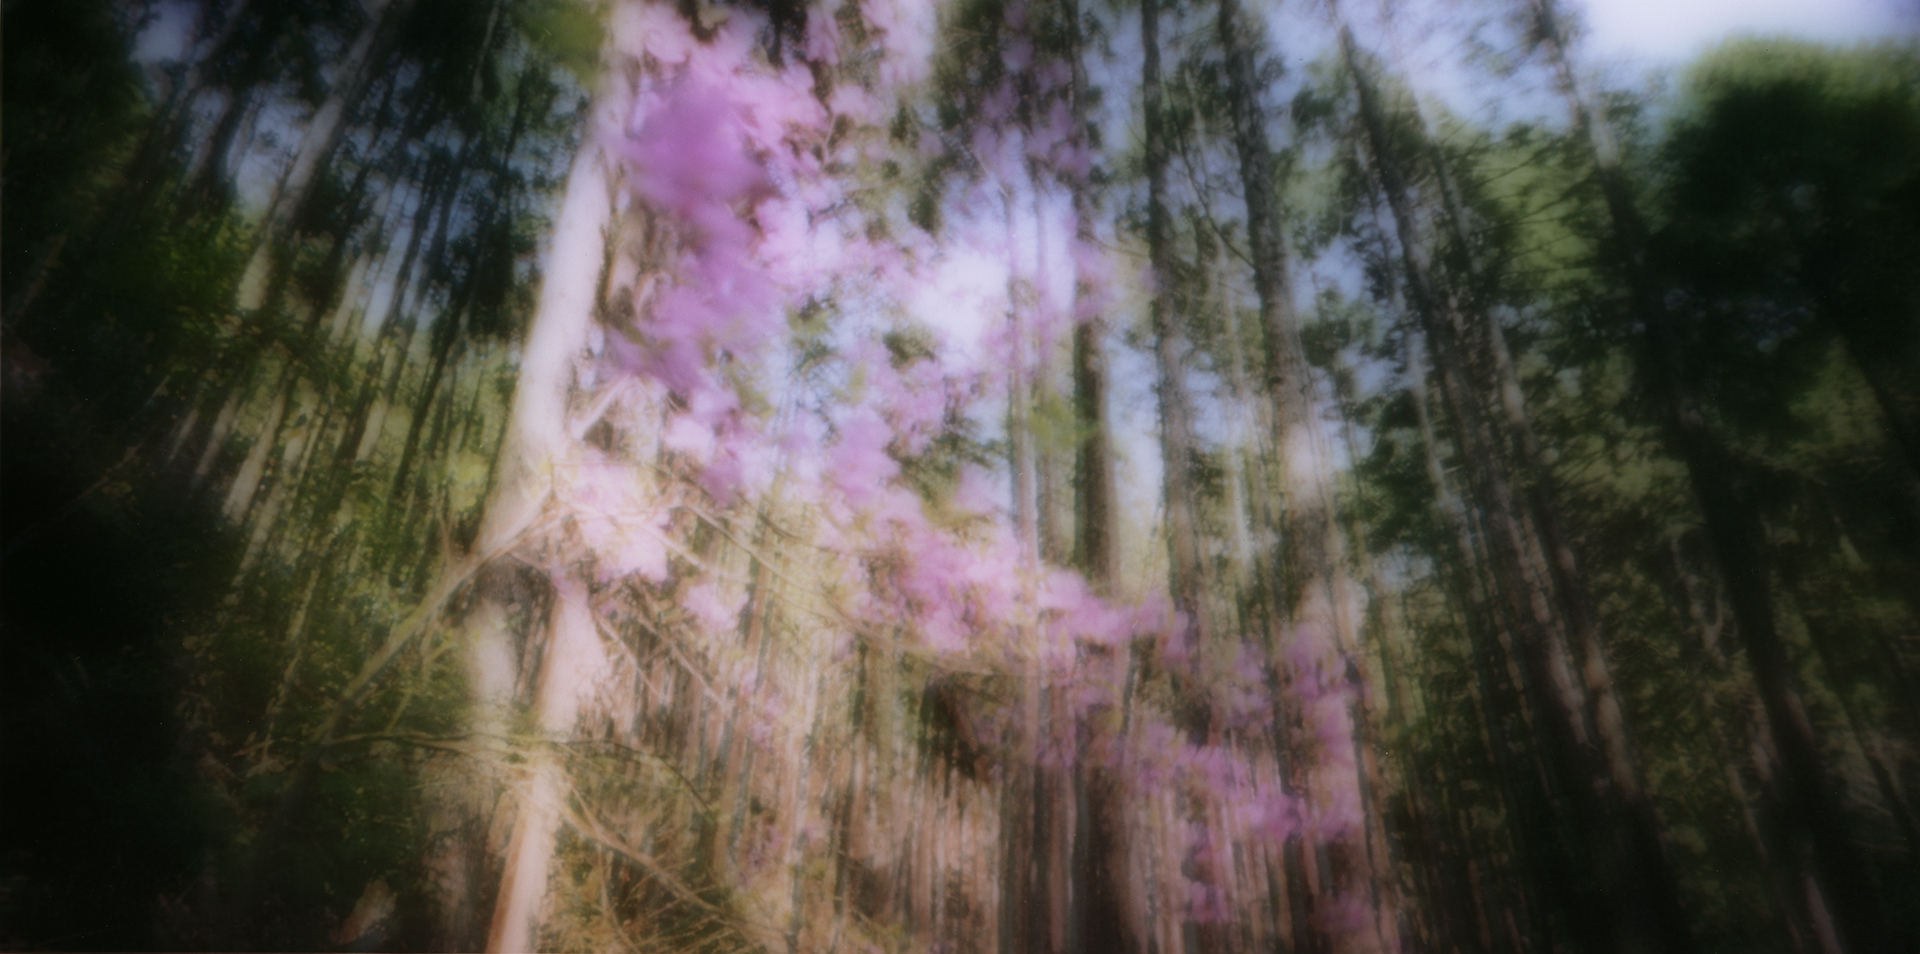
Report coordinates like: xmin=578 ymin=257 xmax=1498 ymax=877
xmin=1582 ymin=0 xmax=1916 ymax=63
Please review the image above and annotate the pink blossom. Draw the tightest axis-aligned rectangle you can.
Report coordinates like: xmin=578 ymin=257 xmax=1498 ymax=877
xmin=804 ymin=3 xmax=842 ymax=64
xmin=1134 ymin=721 xmax=1180 ymax=790
xmin=828 ymin=84 xmax=878 ymax=124
xmin=863 ymin=0 xmax=934 ymax=86
xmin=1132 ymin=593 xmax=1173 ymax=639
xmin=1052 ymin=141 xmax=1094 ymax=182
xmin=1038 ymin=569 xmax=1088 ymax=614
xmin=1039 ymin=61 xmax=1071 ymax=92
xmin=831 ymin=413 xmax=900 ymax=505
xmin=609 ymin=530 xmax=671 ymax=585
xmin=684 ymin=580 xmax=747 ymax=634
xmin=1001 ymin=37 xmax=1033 ymax=74
xmin=951 ymin=465 xmax=999 ymax=517
xmin=1220 ymin=643 xmax=1272 ymax=728
xmin=1162 ymin=621 xmax=1195 ymax=669
xmin=1254 ymin=788 xmax=1301 ymax=843
xmin=631 ymin=3 xmax=697 ymax=65
xmin=688 ymin=383 xmax=742 ymax=426
xmin=1071 ymin=597 xmax=1133 ymax=648
xmin=1320 ymin=788 xmax=1365 ymax=840
xmin=731 ymin=66 xmax=829 ymax=152
xmin=662 ymin=413 xmax=717 ymax=464
xmin=637 ymin=337 xmax=709 ymax=395
xmin=1307 ymin=692 xmax=1356 ymax=754
xmin=626 ymin=84 xmax=773 ymax=232
xmin=696 ymin=446 xmax=747 ymax=505
xmin=1184 ymin=743 xmax=1239 ymax=795
xmin=921 ymin=605 xmax=969 ymax=654
xmin=1185 ymin=881 xmax=1231 ymax=925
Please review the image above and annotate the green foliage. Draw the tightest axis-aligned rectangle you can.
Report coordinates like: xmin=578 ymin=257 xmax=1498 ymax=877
xmin=512 ymin=0 xmax=609 ymax=86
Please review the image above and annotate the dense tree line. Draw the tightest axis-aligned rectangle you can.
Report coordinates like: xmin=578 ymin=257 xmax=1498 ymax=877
xmin=3 ymin=0 xmax=1915 ymax=951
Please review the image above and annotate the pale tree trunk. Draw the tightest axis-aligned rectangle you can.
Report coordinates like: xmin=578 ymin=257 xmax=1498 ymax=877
xmin=1328 ymin=350 xmax=1423 ymax=953
xmin=485 ymin=578 xmax=605 ymax=954
xmin=233 ymin=378 xmax=326 ymax=577
xmin=221 ymin=367 xmax=291 ymax=521
xmin=1213 ymin=263 xmax=1259 ymax=595
xmin=1032 ymin=183 xmax=1072 ymax=569
xmin=192 ymin=357 xmax=263 ymax=485
xmin=997 ymin=182 xmax=1038 ymax=954
xmin=240 ymin=39 xmax=621 ymax=934
xmin=468 ymin=79 xmax=623 ymax=953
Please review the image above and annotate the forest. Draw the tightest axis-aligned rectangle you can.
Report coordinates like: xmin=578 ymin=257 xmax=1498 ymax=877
xmin=2 ymin=0 xmax=1917 ymax=951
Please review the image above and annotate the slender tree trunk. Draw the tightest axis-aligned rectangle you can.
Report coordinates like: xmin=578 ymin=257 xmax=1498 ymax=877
xmin=1665 ymin=535 xmax=1821 ymax=953
xmin=240 ymin=45 xmax=620 ymax=936
xmin=1142 ymin=0 xmax=1212 ymax=695
xmin=465 ymin=41 xmax=631 ymax=945
xmin=234 ymin=0 xmax=419 ymax=312
xmin=1521 ymin=2 xmax=1889 ymax=950
xmin=1214 ymin=5 xmax=1394 ymax=950
xmin=485 ymin=575 xmax=603 ymax=954
xmin=221 ymin=366 xmax=291 ymax=521
xmin=1141 ymin=5 xmax=1232 ymax=953
xmin=1340 ymin=22 xmax=1694 ymax=954
xmin=1062 ymin=1 xmax=1140 ymax=946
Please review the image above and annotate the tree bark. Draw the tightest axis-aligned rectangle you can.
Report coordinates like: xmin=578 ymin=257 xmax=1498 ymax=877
xmin=1143 ymin=0 xmax=1212 ymax=693
xmin=1214 ymin=4 xmax=1394 ymax=950
xmin=1340 ymin=21 xmax=1692 ymax=954
xmin=1520 ymin=1 xmax=1889 ymax=950
xmin=1062 ymin=1 xmax=1140 ymax=948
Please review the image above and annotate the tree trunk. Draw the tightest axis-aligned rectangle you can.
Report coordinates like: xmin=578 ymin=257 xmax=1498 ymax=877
xmin=1142 ymin=0 xmax=1212 ymax=695
xmin=464 ymin=43 xmax=628 ymax=946
xmin=1520 ymin=2 xmax=1889 ymax=950
xmin=1062 ymin=0 xmax=1140 ymax=946
xmin=1340 ymin=20 xmax=1692 ymax=954
xmin=234 ymin=0 xmax=419 ymax=313
xmin=239 ymin=44 xmax=620 ymax=936
xmin=1665 ymin=534 xmax=1823 ymax=953
xmin=1214 ymin=5 xmax=1394 ymax=950
xmin=1142 ymin=4 xmax=1231 ymax=953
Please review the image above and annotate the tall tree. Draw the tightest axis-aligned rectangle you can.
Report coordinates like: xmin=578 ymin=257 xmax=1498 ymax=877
xmin=1517 ymin=1 xmax=1894 ymax=950
xmin=1337 ymin=17 xmax=1694 ymax=954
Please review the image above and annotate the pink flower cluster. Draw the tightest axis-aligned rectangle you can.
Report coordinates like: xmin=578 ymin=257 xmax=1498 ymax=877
xmin=571 ymin=3 xmax=1385 ymax=937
